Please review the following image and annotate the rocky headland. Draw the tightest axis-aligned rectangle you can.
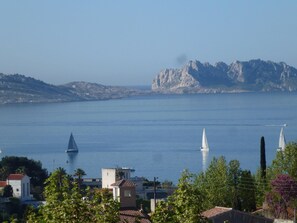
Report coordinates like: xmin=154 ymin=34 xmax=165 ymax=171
xmin=0 ymin=73 xmax=147 ymax=104
xmin=152 ymin=59 xmax=297 ymax=93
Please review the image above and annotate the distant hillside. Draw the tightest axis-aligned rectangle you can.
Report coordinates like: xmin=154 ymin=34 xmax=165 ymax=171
xmin=152 ymin=59 xmax=297 ymax=93
xmin=0 ymin=73 xmax=146 ymax=104
xmin=62 ymin=82 xmax=145 ymax=100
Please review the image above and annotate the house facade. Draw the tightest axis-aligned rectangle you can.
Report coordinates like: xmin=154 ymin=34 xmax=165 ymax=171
xmin=111 ymin=179 xmax=136 ymax=208
xmin=1 ymin=174 xmax=32 ymax=201
xmin=111 ymin=179 xmax=151 ymax=223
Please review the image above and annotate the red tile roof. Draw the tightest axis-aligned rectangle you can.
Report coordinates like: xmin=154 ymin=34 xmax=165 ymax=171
xmin=202 ymin=206 xmax=274 ymax=223
xmin=111 ymin=179 xmax=135 ymax=187
xmin=7 ymin=174 xmax=25 ymax=181
xmin=0 ymin=181 xmax=7 ymax=187
xmin=202 ymin=206 xmax=232 ymax=218
xmin=119 ymin=208 xmax=151 ymax=223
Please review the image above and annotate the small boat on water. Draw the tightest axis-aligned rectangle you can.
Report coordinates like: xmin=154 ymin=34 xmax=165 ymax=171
xmin=278 ymin=127 xmax=286 ymax=151
xmin=66 ymin=133 xmax=79 ymax=153
xmin=200 ymin=128 xmax=209 ymax=151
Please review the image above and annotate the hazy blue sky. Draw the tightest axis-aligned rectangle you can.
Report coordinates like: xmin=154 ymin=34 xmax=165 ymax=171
xmin=1 ymin=1 xmax=296 ymax=86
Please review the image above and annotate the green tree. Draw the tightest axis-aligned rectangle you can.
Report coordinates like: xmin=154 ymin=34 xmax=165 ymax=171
xmin=253 ymin=136 xmax=269 ymax=207
xmin=260 ymin=136 xmax=266 ymax=179
xmin=44 ymin=167 xmax=70 ymax=202
xmin=0 ymin=156 xmax=48 ymax=199
xmin=74 ymin=168 xmax=86 ymax=180
xmin=227 ymin=160 xmax=241 ymax=209
xmin=152 ymin=199 xmax=175 ymax=223
xmin=195 ymin=156 xmax=230 ymax=209
xmin=152 ymin=170 xmax=208 ymax=223
xmin=254 ymin=168 xmax=268 ymax=207
xmin=0 ymin=166 xmax=9 ymax=181
xmin=73 ymin=168 xmax=86 ymax=189
xmin=269 ymin=142 xmax=297 ymax=180
xmin=195 ymin=156 xmax=257 ymax=212
xmin=27 ymin=168 xmax=120 ymax=223
xmin=237 ymin=170 xmax=256 ymax=211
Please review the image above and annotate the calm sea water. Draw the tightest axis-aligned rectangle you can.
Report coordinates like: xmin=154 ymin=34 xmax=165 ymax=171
xmin=0 ymin=93 xmax=296 ymax=183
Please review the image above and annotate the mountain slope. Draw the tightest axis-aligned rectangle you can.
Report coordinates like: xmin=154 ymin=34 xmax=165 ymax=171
xmin=152 ymin=59 xmax=297 ymax=93
xmin=0 ymin=73 xmax=144 ymax=104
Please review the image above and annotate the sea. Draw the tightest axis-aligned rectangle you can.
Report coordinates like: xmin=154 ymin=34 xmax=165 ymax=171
xmin=0 ymin=92 xmax=296 ymax=184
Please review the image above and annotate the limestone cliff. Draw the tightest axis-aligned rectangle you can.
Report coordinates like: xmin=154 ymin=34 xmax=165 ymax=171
xmin=152 ymin=59 xmax=297 ymax=93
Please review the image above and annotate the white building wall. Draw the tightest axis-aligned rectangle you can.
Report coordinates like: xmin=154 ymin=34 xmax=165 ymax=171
xmin=9 ymin=180 xmax=22 ymax=198
xmin=102 ymin=168 xmax=133 ymax=189
xmin=102 ymin=169 xmax=116 ymax=189
xmin=113 ymin=186 xmax=120 ymax=201
xmin=7 ymin=175 xmax=31 ymax=201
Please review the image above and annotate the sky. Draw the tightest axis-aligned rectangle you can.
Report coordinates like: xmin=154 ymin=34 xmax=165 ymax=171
xmin=0 ymin=1 xmax=297 ymax=86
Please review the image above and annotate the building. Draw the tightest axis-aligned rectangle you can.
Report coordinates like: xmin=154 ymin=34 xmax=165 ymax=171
xmin=202 ymin=206 xmax=274 ymax=223
xmin=111 ymin=179 xmax=136 ymax=208
xmin=102 ymin=167 xmax=134 ymax=189
xmin=81 ymin=178 xmax=101 ymax=188
xmin=119 ymin=209 xmax=151 ymax=223
xmin=0 ymin=174 xmax=32 ymax=201
xmin=111 ymin=179 xmax=151 ymax=223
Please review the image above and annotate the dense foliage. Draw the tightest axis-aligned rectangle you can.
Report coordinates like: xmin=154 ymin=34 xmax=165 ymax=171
xmin=266 ymin=174 xmax=297 ymax=218
xmin=0 ymin=156 xmax=48 ymax=199
xmin=152 ymin=170 xmax=208 ymax=223
xmin=195 ymin=157 xmax=256 ymax=211
xmin=263 ymin=143 xmax=297 ymax=218
xmin=26 ymin=168 xmax=120 ymax=223
xmin=269 ymin=142 xmax=297 ymax=179
xmin=3 ymin=142 xmax=297 ymax=222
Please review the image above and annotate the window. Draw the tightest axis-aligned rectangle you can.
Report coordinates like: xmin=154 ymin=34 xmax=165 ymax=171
xmin=124 ymin=190 xmax=131 ymax=197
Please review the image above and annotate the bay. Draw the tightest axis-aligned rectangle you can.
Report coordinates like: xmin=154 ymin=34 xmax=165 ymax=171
xmin=0 ymin=93 xmax=296 ymax=183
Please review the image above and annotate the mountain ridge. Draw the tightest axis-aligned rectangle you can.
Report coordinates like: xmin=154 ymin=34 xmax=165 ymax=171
xmin=0 ymin=73 xmax=146 ymax=104
xmin=152 ymin=59 xmax=297 ymax=93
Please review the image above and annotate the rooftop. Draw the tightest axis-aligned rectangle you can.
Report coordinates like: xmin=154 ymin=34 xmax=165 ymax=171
xmin=111 ymin=179 xmax=135 ymax=187
xmin=0 ymin=181 xmax=7 ymax=187
xmin=7 ymin=174 xmax=25 ymax=181
xmin=202 ymin=206 xmax=232 ymax=218
xmin=119 ymin=208 xmax=151 ymax=223
xmin=202 ymin=206 xmax=274 ymax=223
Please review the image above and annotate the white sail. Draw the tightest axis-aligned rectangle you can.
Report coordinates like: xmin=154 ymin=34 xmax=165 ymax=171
xmin=278 ymin=127 xmax=286 ymax=151
xmin=201 ymin=128 xmax=209 ymax=151
xmin=66 ymin=133 xmax=79 ymax=153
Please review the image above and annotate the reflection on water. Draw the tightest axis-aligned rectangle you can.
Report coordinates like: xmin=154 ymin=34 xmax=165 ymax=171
xmin=67 ymin=153 xmax=78 ymax=175
xmin=201 ymin=150 xmax=209 ymax=172
xmin=0 ymin=93 xmax=296 ymax=183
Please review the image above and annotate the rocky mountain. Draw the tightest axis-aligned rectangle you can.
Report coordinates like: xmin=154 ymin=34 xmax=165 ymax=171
xmin=152 ymin=59 xmax=297 ymax=93
xmin=0 ymin=73 xmax=145 ymax=104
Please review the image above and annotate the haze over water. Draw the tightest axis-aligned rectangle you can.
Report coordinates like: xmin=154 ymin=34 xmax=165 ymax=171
xmin=0 ymin=93 xmax=296 ymax=183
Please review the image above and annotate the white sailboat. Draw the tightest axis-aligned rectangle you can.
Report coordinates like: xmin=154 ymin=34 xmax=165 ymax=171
xmin=66 ymin=133 xmax=79 ymax=153
xmin=278 ymin=127 xmax=286 ymax=151
xmin=200 ymin=128 xmax=209 ymax=151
